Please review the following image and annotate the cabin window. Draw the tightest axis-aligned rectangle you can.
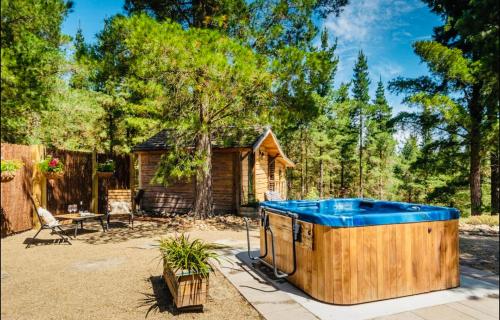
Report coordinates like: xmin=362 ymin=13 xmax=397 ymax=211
xmin=268 ymin=156 xmax=275 ymax=191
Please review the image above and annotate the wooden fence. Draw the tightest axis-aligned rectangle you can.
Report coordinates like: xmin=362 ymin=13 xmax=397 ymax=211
xmin=97 ymin=153 xmax=131 ymax=214
xmin=0 ymin=144 xmax=42 ymax=237
xmin=1 ymin=144 xmax=131 ymax=237
xmin=47 ymin=149 xmax=93 ymax=214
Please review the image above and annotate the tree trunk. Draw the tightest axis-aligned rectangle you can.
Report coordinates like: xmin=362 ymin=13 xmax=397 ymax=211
xmin=359 ymin=105 xmax=364 ymax=198
xmin=193 ymin=94 xmax=213 ymax=219
xmin=319 ymin=147 xmax=324 ymax=198
xmin=329 ymin=170 xmax=333 ymax=197
xmin=379 ymin=148 xmax=383 ymax=199
xmin=469 ymin=85 xmax=482 ymax=216
xmin=490 ymin=104 xmax=499 ymax=215
xmin=305 ymin=134 xmax=309 ymax=195
xmin=340 ymin=159 xmax=345 ymax=197
xmin=193 ymin=129 xmax=213 ymax=219
xmin=491 ymin=150 xmax=499 ymax=215
xmin=300 ymin=128 xmax=305 ymax=199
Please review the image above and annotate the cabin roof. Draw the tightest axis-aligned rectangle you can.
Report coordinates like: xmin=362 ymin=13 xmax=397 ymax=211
xmin=132 ymin=126 xmax=294 ymax=167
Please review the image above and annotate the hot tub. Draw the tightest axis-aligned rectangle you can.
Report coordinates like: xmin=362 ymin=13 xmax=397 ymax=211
xmin=255 ymin=199 xmax=460 ymax=305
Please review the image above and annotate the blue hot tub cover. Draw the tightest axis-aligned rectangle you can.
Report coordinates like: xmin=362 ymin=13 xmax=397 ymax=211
xmin=259 ymin=198 xmax=459 ymax=227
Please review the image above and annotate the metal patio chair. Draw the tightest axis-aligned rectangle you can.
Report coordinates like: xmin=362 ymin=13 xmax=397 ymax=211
xmin=26 ymin=194 xmax=72 ymax=248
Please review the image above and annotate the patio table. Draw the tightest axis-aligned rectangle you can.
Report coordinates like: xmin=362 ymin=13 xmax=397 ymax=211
xmin=54 ymin=213 xmax=106 ymax=238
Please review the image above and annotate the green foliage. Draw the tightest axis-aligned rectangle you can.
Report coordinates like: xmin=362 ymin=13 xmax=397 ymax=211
xmin=0 ymin=160 xmax=23 ymax=173
xmin=1 ymin=0 xmax=72 ymax=143
xmin=158 ymin=234 xmax=221 ymax=277
xmin=352 ymin=51 xmax=370 ymax=104
xmin=97 ymin=160 xmax=115 ymax=172
xmin=38 ymin=155 xmax=64 ymax=173
xmin=104 ymin=14 xmax=271 ymax=186
xmin=38 ymin=88 xmax=106 ymax=151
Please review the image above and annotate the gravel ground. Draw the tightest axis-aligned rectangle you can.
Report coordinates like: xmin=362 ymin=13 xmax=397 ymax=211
xmin=1 ymin=218 xmax=262 ymax=320
xmin=2 ymin=217 xmax=498 ymax=319
xmin=459 ymin=232 xmax=499 ymax=275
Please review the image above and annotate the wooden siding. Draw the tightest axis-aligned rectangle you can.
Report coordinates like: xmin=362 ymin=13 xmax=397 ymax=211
xmin=1 ymin=144 xmax=36 ymax=236
xmin=241 ymin=153 xmax=249 ymax=205
xmin=139 ymin=152 xmax=194 ymax=214
xmin=255 ymin=148 xmax=268 ymax=202
xmin=138 ymin=151 xmax=238 ymax=214
xmin=275 ymin=161 xmax=287 ymax=199
xmin=260 ymin=212 xmax=460 ymax=304
xmin=212 ymin=152 xmax=235 ymax=211
xmin=46 ymin=149 xmax=93 ymax=214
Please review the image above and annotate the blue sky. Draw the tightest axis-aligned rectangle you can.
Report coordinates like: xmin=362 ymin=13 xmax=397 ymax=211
xmin=62 ymin=0 xmax=442 ymax=113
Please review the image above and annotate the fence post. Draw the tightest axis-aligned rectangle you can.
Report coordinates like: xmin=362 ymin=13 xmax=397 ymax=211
xmin=31 ymin=145 xmax=46 ymax=228
xmin=91 ymin=150 xmax=98 ymax=213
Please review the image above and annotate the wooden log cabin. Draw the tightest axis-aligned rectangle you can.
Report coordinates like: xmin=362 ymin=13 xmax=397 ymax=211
xmin=132 ymin=127 xmax=294 ymax=214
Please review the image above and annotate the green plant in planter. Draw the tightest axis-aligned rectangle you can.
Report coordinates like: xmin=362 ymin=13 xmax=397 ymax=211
xmin=1 ymin=159 xmax=23 ymax=173
xmin=97 ymin=159 xmax=115 ymax=172
xmin=38 ymin=155 xmax=64 ymax=173
xmin=159 ymin=234 xmax=221 ymax=277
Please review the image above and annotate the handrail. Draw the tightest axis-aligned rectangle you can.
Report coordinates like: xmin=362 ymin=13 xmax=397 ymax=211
xmin=244 ymin=207 xmax=299 ymax=279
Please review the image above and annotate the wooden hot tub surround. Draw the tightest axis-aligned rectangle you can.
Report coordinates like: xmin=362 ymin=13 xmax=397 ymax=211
xmin=258 ymin=210 xmax=460 ymax=305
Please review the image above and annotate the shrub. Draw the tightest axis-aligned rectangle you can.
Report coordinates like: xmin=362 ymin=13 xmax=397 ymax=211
xmin=159 ymin=234 xmax=221 ymax=277
xmin=461 ymin=215 xmax=499 ymax=227
xmin=97 ymin=159 xmax=115 ymax=172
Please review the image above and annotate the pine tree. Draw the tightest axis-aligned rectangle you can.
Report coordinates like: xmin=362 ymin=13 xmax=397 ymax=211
xmin=1 ymin=0 xmax=72 ymax=143
xmin=365 ymin=78 xmax=395 ymax=199
xmin=351 ymin=51 xmax=371 ymax=198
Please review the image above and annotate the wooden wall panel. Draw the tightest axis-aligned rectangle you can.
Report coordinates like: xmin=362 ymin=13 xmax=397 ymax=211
xmin=241 ymin=153 xmax=249 ymax=205
xmin=46 ymin=149 xmax=93 ymax=214
xmin=1 ymin=144 xmax=35 ymax=236
xmin=260 ymin=213 xmax=460 ymax=305
xmin=138 ymin=151 xmax=237 ymax=214
xmin=255 ymin=147 xmax=268 ymax=202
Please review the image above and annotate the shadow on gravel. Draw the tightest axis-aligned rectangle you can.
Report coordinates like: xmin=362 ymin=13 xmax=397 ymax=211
xmin=138 ymin=275 xmax=204 ymax=318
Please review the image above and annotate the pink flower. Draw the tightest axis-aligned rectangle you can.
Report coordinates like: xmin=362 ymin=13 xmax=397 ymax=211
xmin=49 ymin=159 xmax=58 ymax=167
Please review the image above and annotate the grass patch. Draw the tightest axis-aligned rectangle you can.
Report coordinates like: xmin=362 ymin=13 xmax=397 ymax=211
xmin=461 ymin=215 xmax=499 ymax=226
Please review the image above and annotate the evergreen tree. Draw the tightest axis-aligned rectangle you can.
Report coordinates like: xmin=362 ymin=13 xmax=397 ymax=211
xmin=393 ymin=136 xmax=425 ymax=202
xmin=351 ymin=50 xmax=370 ymax=197
xmin=1 ymin=0 xmax=72 ymax=143
xmin=104 ymin=15 xmax=271 ymax=218
xmin=391 ymin=0 xmax=500 ymax=215
xmin=365 ymin=78 xmax=395 ymax=199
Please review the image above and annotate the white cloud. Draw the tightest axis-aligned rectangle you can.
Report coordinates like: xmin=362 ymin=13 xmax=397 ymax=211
xmin=373 ymin=62 xmax=404 ymax=80
xmin=324 ymin=0 xmax=423 ymax=45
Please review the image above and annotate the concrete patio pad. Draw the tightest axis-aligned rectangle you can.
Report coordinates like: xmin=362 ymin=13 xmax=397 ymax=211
xmin=217 ymin=248 xmax=499 ymax=320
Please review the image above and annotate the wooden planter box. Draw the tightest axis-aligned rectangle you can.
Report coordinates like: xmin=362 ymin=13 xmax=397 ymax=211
xmin=163 ymin=267 xmax=209 ymax=308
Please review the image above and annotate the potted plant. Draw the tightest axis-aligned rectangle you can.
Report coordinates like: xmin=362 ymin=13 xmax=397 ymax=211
xmin=1 ymin=159 xmax=23 ymax=183
xmin=159 ymin=234 xmax=220 ymax=308
xmin=38 ymin=155 xmax=64 ymax=180
xmin=97 ymin=159 xmax=115 ymax=178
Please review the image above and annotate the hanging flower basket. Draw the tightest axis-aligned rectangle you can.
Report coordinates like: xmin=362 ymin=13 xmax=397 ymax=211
xmin=97 ymin=171 xmax=113 ymax=179
xmin=44 ymin=171 xmax=64 ymax=180
xmin=1 ymin=171 xmax=16 ymax=183
xmin=1 ymin=159 xmax=23 ymax=183
xmin=38 ymin=155 xmax=64 ymax=181
xmin=97 ymin=160 xmax=115 ymax=179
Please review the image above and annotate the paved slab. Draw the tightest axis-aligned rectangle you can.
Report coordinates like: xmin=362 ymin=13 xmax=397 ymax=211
xmin=221 ymin=248 xmax=499 ymax=320
xmin=217 ymin=248 xmax=318 ymax=320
